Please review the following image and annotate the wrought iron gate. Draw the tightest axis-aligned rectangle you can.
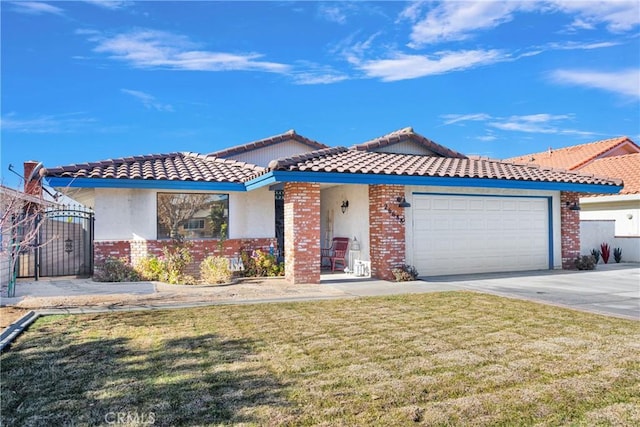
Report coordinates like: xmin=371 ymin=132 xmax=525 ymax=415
xmin=17 ymin=205 xmax=94 ymax=279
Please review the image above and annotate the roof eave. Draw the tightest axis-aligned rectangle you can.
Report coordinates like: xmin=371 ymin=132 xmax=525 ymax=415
xmin=45 ymin=177 xmax=247 ymax=192
xmin=243 ymin=171 xmax=622 ymax=194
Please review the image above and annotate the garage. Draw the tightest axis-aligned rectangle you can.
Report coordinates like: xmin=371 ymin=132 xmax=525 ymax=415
xmin=412 ymin=193 xmax=550 ymax=276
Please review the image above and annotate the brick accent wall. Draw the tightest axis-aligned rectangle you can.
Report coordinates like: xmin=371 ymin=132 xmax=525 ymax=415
xmin=95 ymin=238 xmax=276 ymax=278
xmin=369 ymin=185 xmax=406 ymax=281
xmin=560 ymin=191 xmax=581 ymax=269
xmin=284 ymin=182 xmax=321 ymax=284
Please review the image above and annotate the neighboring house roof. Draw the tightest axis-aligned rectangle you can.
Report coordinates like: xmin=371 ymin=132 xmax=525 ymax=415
xmin=577 ymin=153 xmax=640 ymax=195
xmin=211 ymin=129 xmax=329 ymax=158
xmin=352 ymin=127 xmax=467 ymax=159
xmin=260 ymin=147 xmax=621 ymax=188
xmin=506 ymin=136 xmax=640 ymax=171
xmin=44 ymin=152 xmax=264 ymax=183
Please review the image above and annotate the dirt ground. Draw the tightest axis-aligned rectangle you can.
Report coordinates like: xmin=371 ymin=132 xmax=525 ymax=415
xmin=0 ymin=307 xmax=31 ymax=329
xmin=2 ymin=277 xmax=349 ymax=316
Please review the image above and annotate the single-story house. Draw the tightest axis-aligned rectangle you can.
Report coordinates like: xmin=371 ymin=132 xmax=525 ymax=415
xmin=507 ymin=137 xmax=640 ymax=262
xmin=41 ymin=127 xmax=622 ymax=283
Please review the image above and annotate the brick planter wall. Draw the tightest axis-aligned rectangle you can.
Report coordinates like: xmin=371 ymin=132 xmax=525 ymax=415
xmin=95 ymin=238 xmax=276 ymax=278
xmin=284 ymin=182 xmax=321 ymax=284
xmin=369 ymin=185 xmax=406 ymax=281
xmin=560 ymin=191 xmax=581 ymax=269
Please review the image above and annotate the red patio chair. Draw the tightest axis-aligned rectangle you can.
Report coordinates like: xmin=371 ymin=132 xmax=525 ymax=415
xmin=321 ymin=237 xmax=349 ymax=271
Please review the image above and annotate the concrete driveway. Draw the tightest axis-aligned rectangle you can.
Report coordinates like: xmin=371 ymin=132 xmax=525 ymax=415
xmin=328 ymin=263 xmax=640 ymax=320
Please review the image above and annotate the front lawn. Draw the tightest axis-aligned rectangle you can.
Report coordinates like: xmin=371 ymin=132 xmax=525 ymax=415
xmin=2 ymin=292 xmax=639 ymax=426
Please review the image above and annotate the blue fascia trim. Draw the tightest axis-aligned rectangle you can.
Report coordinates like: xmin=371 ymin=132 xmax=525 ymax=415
xmin=245 ymin=171 xmax=621 ymax=194
xmin=46 ymin=177 xmax=247 ymax=192
xmin=548 ymin=197 xmax=554 ymax=268
xmin=412 ymin=191 xmax=555 ymax=270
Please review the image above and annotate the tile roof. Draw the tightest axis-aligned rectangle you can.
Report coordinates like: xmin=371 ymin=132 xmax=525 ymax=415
xmin=211 ymin=129 xmax=329 ymax=158
xmin=352 ymin=127 xmax=467 ymax=159
xmin=43 ymin=152 xmax=264 ymax=182
xmin=263 ymin=147 xmax=622 ymax=187
xmin=505 ymin=136 xmax=639 ymax=171
xmin=577 ymin=153 xmax=640 ymax=195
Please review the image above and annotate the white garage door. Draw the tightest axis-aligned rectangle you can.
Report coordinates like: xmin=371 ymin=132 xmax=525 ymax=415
xmin=412 ymin=194 xmax=549 ymax=276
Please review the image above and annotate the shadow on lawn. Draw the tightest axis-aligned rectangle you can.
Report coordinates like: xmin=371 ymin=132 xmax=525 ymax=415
xmin=1 ymin=328 xmax=290 ymax=426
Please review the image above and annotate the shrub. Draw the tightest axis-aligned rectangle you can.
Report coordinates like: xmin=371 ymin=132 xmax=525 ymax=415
xmin=614 ymin=247 xmax=622 ymax=263
xmin=575 ymin=255 xmax=597 ymax=270
xmin=200 ymin=256 xmax=233 ymax=284
xmin=392 ymin=264 xmax=419 ymax=282
xmin=135 ymin=256 xmax=164 ymax=281
xmin=241 ymin=249 xmax=284 ymax=277
xmin=600 ymin=242 xmax=611 ymax=264
xmin=93 ymin=257 xmax=140 ymax=282
xmin=159 ymin=240 xmax=193 ymax=284
xmin=590 ymin=249 xmax=601 ymax=264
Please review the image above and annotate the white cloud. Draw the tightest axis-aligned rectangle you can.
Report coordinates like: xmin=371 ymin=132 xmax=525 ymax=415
xmin=404 ymin=1 xmax=523 ymax=47
xmin=121 ymin=89 xmax=174 ymax=112
xmin=489 ymin=113 xmax=594 ymax=135
xmin=440 ymin=112 xmax=596 ymax=137
xmin=10 ymin=1 xmax=64 ymax=16
xmin=357 ymin=49 xmax=506 ymax=81
xmin=440 ymin=113 xmax=492 ymax=126
xmin=549 ymin=0 xmax=640 ymax=33
xmin=0 ymin=113 xmax=95 ymax=133
xmin=88 ymin=29 xmax=291 ymax=73
xmin=318 ymin=4 xmax=348 ymax=24
xmin=83 ymin=0 xmax=129 ymax=10
xmin=402 ymin=1 xmax=639 ymax=48
xmin=549 ymin=68 xmax=640 ymax=99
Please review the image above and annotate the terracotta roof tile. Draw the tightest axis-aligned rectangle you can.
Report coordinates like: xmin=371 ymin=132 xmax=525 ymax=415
xmin=44 ymin=152 xmax=264 ymax=183
xmin=211 ymin=129 xmax=329 ymax=158
xmin=577 ymin=153 xmax=640 ymax=195
xmin=352 ymin=127 xmax=467 ymax=159
xmin=261 ymin=148 xmax=621 ymax=187
xmin=506 ymin=136 xmax=639 ymax=170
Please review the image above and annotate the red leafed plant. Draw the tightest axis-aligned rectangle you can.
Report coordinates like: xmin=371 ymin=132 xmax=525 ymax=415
xmin=600 ymin=242 xmax=611 ymax=264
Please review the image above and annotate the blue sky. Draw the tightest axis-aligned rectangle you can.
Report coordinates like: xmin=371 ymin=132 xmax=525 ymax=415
xmin=1 ymin=0 xmax=639 ymax=189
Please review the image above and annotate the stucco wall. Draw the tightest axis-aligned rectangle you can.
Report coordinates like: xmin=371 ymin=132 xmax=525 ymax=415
xmin=94 ymin=187 xmax=276 ymax=242
xmin=581 ymin=220 xmax=640 ymax=262
xmin=320 ymin=184 xmax=371 ymax=264
xmin=403 ymin=186 xmax=563 ymax=270
xmin=580 ymin=196 xmax=640 ymax=237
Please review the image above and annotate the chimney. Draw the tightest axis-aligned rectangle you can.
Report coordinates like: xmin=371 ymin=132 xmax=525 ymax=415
xmin=23 ymin=161 xmax=43 ymax=198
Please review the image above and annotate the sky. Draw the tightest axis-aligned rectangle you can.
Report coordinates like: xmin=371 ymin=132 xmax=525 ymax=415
xmin=1 ymin=0 xmax=639 ymax=189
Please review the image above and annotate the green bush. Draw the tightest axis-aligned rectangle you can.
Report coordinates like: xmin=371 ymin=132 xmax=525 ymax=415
xmin=240 ymin=249 xmax=284 ymax=277
xmin=135 ymin=256 xmax=164 ymax=281
xmin=160 ymin=241 xmax=193 ymax=284
xmin=392 ymin=265 xmax=419 ymax=282
xmin=93 ymin=257 xmax=140 ymax=282
xmin=200 ymin=256 xmax=233 ymax=284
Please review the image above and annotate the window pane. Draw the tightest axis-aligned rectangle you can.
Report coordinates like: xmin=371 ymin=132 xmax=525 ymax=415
xmin=157 ymin=193 xmax=228 ymax=240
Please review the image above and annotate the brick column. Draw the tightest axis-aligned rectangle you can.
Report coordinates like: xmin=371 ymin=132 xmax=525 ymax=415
xmin=284 ymin=182 xmax=321 ymax=284
xmin=23 ymin=161 xmax=43 ymax=198
xmin=369 ymin=185 xmax=406 ymax=281
xmin=560 ymin=191 xmax=581 ymax=269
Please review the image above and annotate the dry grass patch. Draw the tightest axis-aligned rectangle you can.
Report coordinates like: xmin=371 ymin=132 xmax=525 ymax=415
xmin=2 ymin=292 xmax=639 ymax=426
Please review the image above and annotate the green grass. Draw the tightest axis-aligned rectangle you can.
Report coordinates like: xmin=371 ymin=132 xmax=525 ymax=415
xmin=2 ymin=292 xmax=639 ymax=426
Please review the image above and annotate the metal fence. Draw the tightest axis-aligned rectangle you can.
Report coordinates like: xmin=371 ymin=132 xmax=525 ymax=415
xmin=16 ymin=205 xmax=94 ymax=279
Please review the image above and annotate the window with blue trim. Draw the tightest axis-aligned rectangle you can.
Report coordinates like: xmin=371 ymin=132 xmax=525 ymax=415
xmin=157 ymin=193 xmax=228 ymax=240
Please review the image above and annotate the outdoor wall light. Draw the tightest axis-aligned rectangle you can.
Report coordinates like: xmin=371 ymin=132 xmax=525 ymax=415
xmin=397 ymin=196 xmax=411 ymax=208
xmin=565 ymin=201 xmax=581 ymax=211
xmin=341 ymin=200 xmax=349 ymax=214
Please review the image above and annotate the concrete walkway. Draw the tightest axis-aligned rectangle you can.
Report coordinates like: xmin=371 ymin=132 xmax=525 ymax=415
xmin=2 ymin=264 xmax=638 ymax=320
